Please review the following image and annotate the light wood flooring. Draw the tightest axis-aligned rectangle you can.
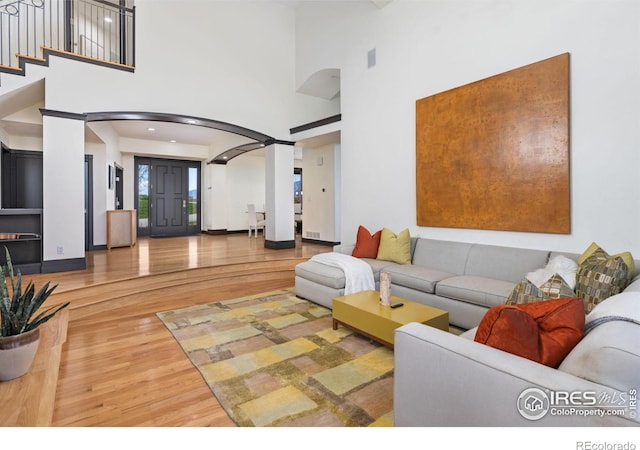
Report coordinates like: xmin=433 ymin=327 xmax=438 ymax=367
xmin=30 ymin=233 xmax=330 ymax=427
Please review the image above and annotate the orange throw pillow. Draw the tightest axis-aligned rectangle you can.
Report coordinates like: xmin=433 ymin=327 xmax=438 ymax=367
xmin=351 ymin=225 xmax=382 ymax=258
xmin=474 ymin=297 xmax=585 ymax=368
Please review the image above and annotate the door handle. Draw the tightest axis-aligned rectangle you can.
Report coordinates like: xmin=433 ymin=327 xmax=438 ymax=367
xmin=183 ymin=200 xmax=187 ymax=208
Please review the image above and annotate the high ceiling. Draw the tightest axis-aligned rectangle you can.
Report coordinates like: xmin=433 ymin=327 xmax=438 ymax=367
xmin=0 ymin=78 xmax=329 ymax=162
xmin=0 ymin=80 xmax=265 ymax=154
xmin=0 ymin=0 xmax=365 ymax=156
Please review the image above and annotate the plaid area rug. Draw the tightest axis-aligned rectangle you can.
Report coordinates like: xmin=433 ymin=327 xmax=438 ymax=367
xmin=156 ymin=288 xmax=394 ymax=427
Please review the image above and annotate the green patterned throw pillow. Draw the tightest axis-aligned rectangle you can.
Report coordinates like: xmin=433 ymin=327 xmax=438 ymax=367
xmin=575 ymin=247 xmax=631 ymax=313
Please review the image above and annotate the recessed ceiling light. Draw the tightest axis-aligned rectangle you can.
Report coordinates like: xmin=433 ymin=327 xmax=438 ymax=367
xmin=170 ymin=139 xmax=176 ymax=143
xmin=147 ymin=127 xmax=155 ymax=131
xmin=222 ymin=156 xmax=228 ymax=160
xmin=105 ymin=17 xmax=113 ymax=23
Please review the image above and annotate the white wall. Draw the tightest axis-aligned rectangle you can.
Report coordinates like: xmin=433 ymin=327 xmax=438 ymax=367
xmin=121 ymin=154 xmax=136 ymax=211
xmin=40 ymin=0 xmax=332 ymax=139
xmin=225 ymin=155 xmax=266 ymax=231
xmin=0 ymin=127 xmax=9 ymax=145
xmin=119 ymin=137 xmax=210 ymax=161
xmin=296 ymin=0 xmax=640 ymax=254
xmin=43 ymin=115 xmax=85 ymax=262
xmin=333 ymin=143 xmax=342 ymax=242
xmin=3 ymin=103 xmax=44 ymax=150
xmin=7 ymin=136 xmax=43 ymax=150
xmin=294 ymin=1 xmax=374 ymax=90
xmin=301 ymin=144 xmax=341 ymax=243
xmin=87 ymin=123 xmax=122 ymax=207
xmin=206 ymin=164 xmax=228 ymax=231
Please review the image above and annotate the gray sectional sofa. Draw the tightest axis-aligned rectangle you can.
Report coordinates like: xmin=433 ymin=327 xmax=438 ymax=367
xmin=294 ymin=236 xmax=640 ymax=426
xmin=296 ymin=237 xmax=585 ymax=329
xmin=394 ymin=285 xmax=640 ymax=426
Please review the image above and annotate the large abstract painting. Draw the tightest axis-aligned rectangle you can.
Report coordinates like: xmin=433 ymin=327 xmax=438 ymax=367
xmin=416 ymin=53 xmax=570 ymax=234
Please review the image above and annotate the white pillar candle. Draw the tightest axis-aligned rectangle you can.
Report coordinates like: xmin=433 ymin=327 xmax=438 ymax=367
xmin=380 ymin=271 xmax=391 ymax=306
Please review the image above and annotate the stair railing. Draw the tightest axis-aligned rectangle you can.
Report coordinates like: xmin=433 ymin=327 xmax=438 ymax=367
xmin=0 ymin=0 xmax=134 ymax=71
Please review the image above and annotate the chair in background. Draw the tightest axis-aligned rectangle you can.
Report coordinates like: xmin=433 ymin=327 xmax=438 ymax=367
xmin=247 ymin=203 xmax=265 ymax=238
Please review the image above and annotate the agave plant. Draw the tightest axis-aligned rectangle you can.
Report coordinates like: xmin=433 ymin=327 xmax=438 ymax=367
xmin=0 ymin=247 xmax=69 ymax=337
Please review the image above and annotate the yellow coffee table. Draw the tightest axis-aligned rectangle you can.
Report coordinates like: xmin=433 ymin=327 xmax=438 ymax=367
xmin=332 ymin=290 xmax=449 ymax=348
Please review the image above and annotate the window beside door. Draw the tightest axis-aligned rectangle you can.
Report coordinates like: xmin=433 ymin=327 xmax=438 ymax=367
xmin=188 ymin=166 xmax=198 ymax=227
xmin=137 ymin=161 xmax=150 ymax=235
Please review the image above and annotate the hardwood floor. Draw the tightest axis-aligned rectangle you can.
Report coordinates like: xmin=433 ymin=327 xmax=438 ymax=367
xmin=29 ymin=233 xmax=330 ymax=427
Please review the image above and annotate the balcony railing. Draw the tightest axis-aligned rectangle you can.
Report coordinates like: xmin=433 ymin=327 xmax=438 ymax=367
xmin=0 ymin=0 xmax=134 ymax=71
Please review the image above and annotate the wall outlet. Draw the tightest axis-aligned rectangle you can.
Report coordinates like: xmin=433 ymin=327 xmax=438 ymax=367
xmin=56 ymin=246 xmax=64 ymax=255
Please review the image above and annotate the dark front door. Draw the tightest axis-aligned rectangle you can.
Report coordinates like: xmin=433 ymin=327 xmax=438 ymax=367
xmin=150 ymin=160 xmax=188 ymax=237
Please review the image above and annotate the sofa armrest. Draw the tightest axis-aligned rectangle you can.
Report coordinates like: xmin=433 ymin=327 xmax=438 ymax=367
xmin=393 ymin=323 xmax=637 ymax=427
xmin=333 ymin=243 xmax=355 ymax=255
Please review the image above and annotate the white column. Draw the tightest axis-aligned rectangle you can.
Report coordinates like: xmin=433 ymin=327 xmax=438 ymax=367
xmin=264 ymin=143 xmax=295 ymax=249
xmin=42 ymin=112 xmax=86 ymax=271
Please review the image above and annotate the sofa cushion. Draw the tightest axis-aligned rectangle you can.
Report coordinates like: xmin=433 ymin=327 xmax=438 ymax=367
xmin=474 ymin=297 xmax=585 ymax=367
xmin=506 ymin=274 xmax=576 ymax=305
xmin=463 ymin=244 xmax=549 ymax=283
xmin=351 ymin=225 xmax=381 ymax=258
xmin=363 ymin=258 xmax=398 ymax=281
xmin=376 ymin=228 xmax=411 ymax=265
xmin=459 ymin=327 xmax=477 ymax=341
xmin=583 ymin=291 xmax=640 ymax=326
xmin=575 ymin=245 xmax=632 ymax=313
xmin=559 ymin=292 xmax=640 ymax=391
xmin=436 ymin=275 xmax=515 ymax=308
xmin=334 ymin=243 xmax=356 ymax=255
xmin=411 ymin=239 xmax=472 ymax=276
xmin=623 ymin=277 xmax=640 ymax=293
xmin=383 ymin=264 xmax=456 ymax=294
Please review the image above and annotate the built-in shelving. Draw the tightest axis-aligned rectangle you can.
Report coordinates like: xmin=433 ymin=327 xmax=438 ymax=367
xmin=0 ymin=208 xmax=43 ymax=274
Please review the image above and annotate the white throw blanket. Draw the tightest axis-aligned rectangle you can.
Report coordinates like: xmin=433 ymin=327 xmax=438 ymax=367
xmin=311 ymin=252 xmax=375 ymax=295
xmin=526 ymin=255 xmax=578 ymax=289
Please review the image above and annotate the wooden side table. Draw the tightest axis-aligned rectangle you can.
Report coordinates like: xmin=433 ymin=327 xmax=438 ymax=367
xmin=107 ymin=209 xmax=137 ymax=250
